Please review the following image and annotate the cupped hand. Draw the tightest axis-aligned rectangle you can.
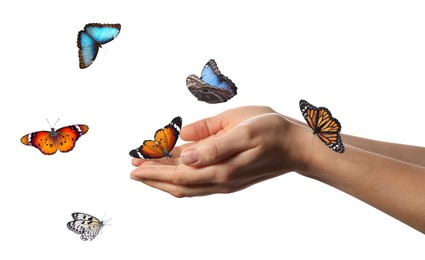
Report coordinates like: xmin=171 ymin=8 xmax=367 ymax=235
xmin=131 ymin=106 xmax=276 ymax=167
xmin=130 ymin=106 xmax=311 ymax=197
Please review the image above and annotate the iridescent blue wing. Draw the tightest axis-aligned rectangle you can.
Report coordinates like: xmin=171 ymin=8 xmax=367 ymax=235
xmin=77 ymin=31 xmax=99 ymax=69
xmin=186 ymin=59 xmax=237 ymax=104
xmin=84 ymin=23 xmax=121 ymax=44
xmin=77 ymin=23 xmax=121 ymax=69
xmin=200 ymin=60 xmax=235 ymax=92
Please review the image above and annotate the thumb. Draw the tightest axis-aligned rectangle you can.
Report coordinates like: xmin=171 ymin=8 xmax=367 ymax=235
xmin=180 ymin=129 xmax=246 ymax=166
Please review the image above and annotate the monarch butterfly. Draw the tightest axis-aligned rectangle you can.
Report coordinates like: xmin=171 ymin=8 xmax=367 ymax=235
xmin=129 ymin=116 xmax=182 ymax=159
xmin=20 ymin=119 xmax=89 ymax=155
xmin=299 ymin=99 xmax=344 ymax=153
xmin=77 ymin=23 xmax=121 ymax=69
xmin=67 ymin=212 xmax=109 ymax=241
xmin=186 ymin=59 xmax=237 ymax=104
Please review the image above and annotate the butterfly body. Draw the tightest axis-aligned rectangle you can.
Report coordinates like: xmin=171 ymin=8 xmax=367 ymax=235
xmin=186 ymin=59 xmax=237 ymax=104
xmin=21 ymin=124 xmax=89 ymax=155
xmin=130 ymin=116 xmax=182 ymax=159
xmin=299 ymin=99 xmax=344 ymax=153
xmin=77 ymin=23 xmax=121 ymax=69
xmin=67 ymin=212 xmax=107 ymax=241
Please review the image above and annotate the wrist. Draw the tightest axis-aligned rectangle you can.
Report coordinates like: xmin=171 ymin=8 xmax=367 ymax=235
xmin=294 ymin=126 xmax=344 ymax=182
xmin=276 ymin=116 xmax=319 ymax=176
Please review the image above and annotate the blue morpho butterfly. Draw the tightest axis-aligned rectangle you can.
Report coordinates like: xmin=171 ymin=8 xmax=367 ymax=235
xmin=186 ymin=59 xmax=237 ymax=104
xmin=77 ymin=23 xmax=121 ymax=69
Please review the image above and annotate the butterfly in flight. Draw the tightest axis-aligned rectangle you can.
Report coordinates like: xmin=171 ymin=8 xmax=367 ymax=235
xmin=77 ymin=23 xmax=121 ymax=69
xmin=20 ymin=119 xmax=89 ymax=155
xmin=67 ymin=212 xmax=109 ymax=241
xmin=299 ymin=99 xmax=345 ymax=153
xmin=129 ymin=116 xmax=182 ymax=159
xmin=186 ymin=59 xmax=237 ymax=104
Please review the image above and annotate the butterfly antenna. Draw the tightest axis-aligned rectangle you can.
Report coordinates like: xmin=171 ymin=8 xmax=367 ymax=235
xmin=182 ymin=92 xmax=192 ymax=101
xmin=101 ymin=47 xmax=109 ymax=55
xmin=102 ymin=212 xmax=112 ymax=225
xmin=46 ymin=118 xmax=60 ymax=129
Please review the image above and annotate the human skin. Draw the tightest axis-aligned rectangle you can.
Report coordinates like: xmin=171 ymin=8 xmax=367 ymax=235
xmin=130 ymin=106 xmax=425 ymax=234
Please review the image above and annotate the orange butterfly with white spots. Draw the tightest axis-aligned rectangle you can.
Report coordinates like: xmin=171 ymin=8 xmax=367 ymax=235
xmin=299 ymin=99 xmax=344 ymax=153
xmin=129 ymin=116 xmax=182 ymax=159
xmin=20 ymin=119 xmax=89 ymax=155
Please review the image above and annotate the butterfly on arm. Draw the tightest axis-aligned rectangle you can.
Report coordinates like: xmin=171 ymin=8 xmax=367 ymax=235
xmin=299 ymin=99 xmax=344 ymax=153
xmin=129 ymin=116 xmax=182 ymax=159
xmin=186 ymin=59 xmax=237 ymax=104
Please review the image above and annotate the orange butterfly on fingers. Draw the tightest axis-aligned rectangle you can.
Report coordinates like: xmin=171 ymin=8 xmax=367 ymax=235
xmin=299 ymin=99 xmax=344 ymax=153
xmin=20 ymin=119 xmax=89 ymax=155
xmin=129 ymin=116 xmax=182 ymax=159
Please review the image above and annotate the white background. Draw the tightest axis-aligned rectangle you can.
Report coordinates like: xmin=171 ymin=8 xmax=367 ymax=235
xmin=1 ymin=0 xmax=424 ymax=259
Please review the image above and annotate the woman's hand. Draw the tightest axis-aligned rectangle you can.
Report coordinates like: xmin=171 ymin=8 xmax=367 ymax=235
xmin=130 ymin=106 xmax=310 ymax=197
xmin=130 ymin=105 xmax=425 ymax=233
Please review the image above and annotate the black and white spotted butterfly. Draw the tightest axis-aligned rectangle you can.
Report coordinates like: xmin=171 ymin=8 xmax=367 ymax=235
xmin=67 ymin=212 xmax=109 ymax=241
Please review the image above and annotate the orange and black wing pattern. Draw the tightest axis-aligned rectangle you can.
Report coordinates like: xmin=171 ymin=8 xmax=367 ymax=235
xmin=20 ymin=130 xmax=59 ymax=155
xmin=129 ymin=116 xmax=182 ymax=159
xmin=299 ymin=99 xmax=344 ymax=153
xmin=20 ymin=124 xmax=89 ymax=155
xmin=55 ymin=125 xmax=89 ymax=153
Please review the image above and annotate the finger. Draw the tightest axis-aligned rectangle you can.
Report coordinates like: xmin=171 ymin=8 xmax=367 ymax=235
xmin=139 ymin=180 xmax=220 ymax=198
xmin=131 ymin=157 xmax=179 ymax=167
xmin=138 ymin=168 xmax=280 ymax=198
xmin=131 ymin=163 xmax=217 ymax=185
xmin=181 ymin=106 xmax=276 ymax=142
xmin=180 ymin=114 xmax=225 ymax=141
xmin=132 ymin=158 xmax=144 ymax=166
xmin=181 ymin=125 xmax=252 ymax=166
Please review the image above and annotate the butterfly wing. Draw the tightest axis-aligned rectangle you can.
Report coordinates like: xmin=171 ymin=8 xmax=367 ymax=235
xmin=84 ymin=23 xmax=121 ymax=45
xmin=315 ymin=108 xmax=344 ymax=153
xmin=80 ymin=226 xmax=102 ymax=241
xmin=71 ymin=212 xmax=100 ymax=221
xmin=55 ymin=124 xmax=89 ymax=153
xmin=67 ymin=220 xmax=87 ymax=235
xmin=299 ymin=99 xmax=344 ymax=153
xmin=136 ymin=122 xmax=180 ymax=158
xmin=67 ymin=220 xmax=103 ymax=241
xmin=77 ymin=23 xmax=121 ymax=69
xmin=20 ymin=130 xmax=59 ymax=155
xmin=129 ymin=116 xmax=182 ymax=159
xmin=67 ymin=212 xmax=104 ymax=241
xmin=299 ymin=99 xmax=319 ymax=130
xmin=200 ymin=60 xmax=236 ymax=91
xmin=77 ymin=31 xmax=99 ymax=69
xmin=186 ymin=59 xmax=237 ymax=104
xmin=155 ymin=116 xmax=182 ymax=152
xmin=130 ymin=140 xmax=168 ymax=159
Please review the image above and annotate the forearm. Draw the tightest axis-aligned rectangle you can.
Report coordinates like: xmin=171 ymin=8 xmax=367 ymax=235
xmin=342 ymin=134 xmax=425 ymax=167
xmin=302 ymin=142 xmax=425 ymax=234
xmin=282 ymin=114 xmax=425 ymax=167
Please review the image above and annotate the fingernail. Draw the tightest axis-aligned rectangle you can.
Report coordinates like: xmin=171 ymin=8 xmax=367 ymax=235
xmin=181 ymin=149 xmax=199 ymax=165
